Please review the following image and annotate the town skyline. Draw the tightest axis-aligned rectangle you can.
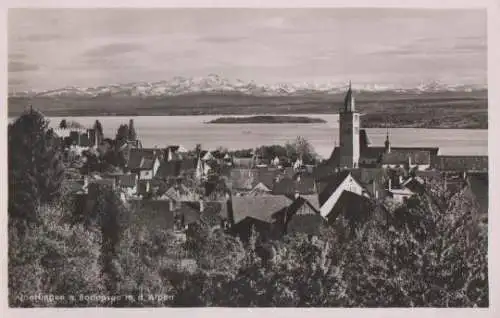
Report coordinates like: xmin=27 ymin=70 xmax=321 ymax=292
xmin=8 ymin=8 xmax=486 ymax=93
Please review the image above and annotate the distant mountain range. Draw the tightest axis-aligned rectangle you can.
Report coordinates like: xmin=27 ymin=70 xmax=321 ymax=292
xmin=9 ymin=74 xmax=487 ymax=98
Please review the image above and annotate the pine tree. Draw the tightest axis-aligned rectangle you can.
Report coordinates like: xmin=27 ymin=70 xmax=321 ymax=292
xmin=115 ymin=124 xmax=129 ymax=148
xmin=128 ymin=119 xmax=137 ymax=141
xmin=59 ymin=119 xmax=67 ymax=129
xmin=93 ymin=120 xmax=103 ymax=144
xmin=8 ymin=108 xmax=64 ymax=224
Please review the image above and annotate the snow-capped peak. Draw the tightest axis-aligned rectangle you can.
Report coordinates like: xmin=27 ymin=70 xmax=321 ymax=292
xmin=8 ymin=75 xmax=487 ymax=98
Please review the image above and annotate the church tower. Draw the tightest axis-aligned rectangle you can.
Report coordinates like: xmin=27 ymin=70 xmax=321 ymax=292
xmin=338 ymin=81 xmax=360 ymax=168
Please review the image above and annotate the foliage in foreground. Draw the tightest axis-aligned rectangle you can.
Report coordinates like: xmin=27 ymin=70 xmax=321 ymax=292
xmin=8 ymin=181 xmax=488 ymax=307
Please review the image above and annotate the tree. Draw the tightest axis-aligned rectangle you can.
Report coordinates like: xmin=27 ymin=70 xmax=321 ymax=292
xmin=115 ymin=124 xmax=129 ymax=148
xmin=85 ymin=185 xmax=129 ymax=295
xmin=93 ymin=120 xmax=104 ymax=144
xmin=288 ymin=136 xmax=317 ymax=164
xmin=59 ymin=119 xmax=67 ymax=129
xmin=8 ymin=108 xmax=65 ymax=225
xmin=128 ymin=119 xmax=137 ymax=141
xmin=8 ymin=203 xmax=104 ymax=307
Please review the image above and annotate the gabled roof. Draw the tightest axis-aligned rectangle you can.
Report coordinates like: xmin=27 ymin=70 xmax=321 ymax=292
xmin=249 ymin=182 xmax=273 ymax=194
xmin=117 ymin=174 xmax=137 ymax=188
xmin=163 ymin=184 xmax=196 ymax=201
xmin=317 ymin=170 xmax=352 ymax=206
xmin=128 ymin=148 xmax=160 ymax=170
xmin=156 ymin=158 xmax=197 ymax=178
xmin=182 ymin=201 xmax=227 ymax=227
xmin=139 ymin=158 xmax=156 ymax=170
xmin=272 ymin=175 xmax=316 ymax=195
xmin=381 ymin=150 xmax=430 ymax=165
xmin=325 ymin=190 xmax=373 ymax=222
xmin=301 ymin=194 xmax=321 ymax=212
xmin=202 ymin=151 xmax=214 ymax=161
xmin=231 ymin=195 xmax=293 ymax=224
xmin=436 ymin=155 xmax=488 ymax=172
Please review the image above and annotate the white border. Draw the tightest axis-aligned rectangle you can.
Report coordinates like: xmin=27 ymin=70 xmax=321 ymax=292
xmin=1 ymin=0 xmax=498 ymax=317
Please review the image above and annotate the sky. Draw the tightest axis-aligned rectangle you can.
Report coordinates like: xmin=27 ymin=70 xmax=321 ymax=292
xmin=8 ymin=8 xmax=487 ymax=92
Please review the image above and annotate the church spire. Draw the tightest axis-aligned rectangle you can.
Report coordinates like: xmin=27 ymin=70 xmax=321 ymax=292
xmin=343 ymin=81 xmax=355 ymax=112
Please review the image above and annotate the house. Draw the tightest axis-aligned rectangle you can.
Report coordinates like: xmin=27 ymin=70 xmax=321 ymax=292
xmin=127 ymin=148 xmax=162 ymax=172
xmin=317 ymin=171 xmax=372 ymax=222
xmin=272 ymin=173 xmax=317 ymax=196
xmin=128 ymin=152 xmax=161 ymax=180
xmin=156 ymin=158 xmax=197 ymax=179
xmin=272 ymin=194 xmax=324 ymax=237
xmin=247 ymin=182 xmax=273 ymax=196
xmin=116 ymin=173 xmax=138 ymax=194
xmin=228 ymin=167 xmax=281 ymax=195
xmin=166 ymin=146 xmax=187 ymax=161
xmin=380 ymin=150 xmax=431 ymax=170
xmin=160 ymin=183 xmax=199 ymax=201
xmin=436 ymin=155 xmax=488 ymax=172
xmin=229 ymin=195 xmax=294 ymax=242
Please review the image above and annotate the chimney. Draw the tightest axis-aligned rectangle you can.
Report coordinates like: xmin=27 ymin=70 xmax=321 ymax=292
xmin=169 ymin=199 xmax=174 ymax=211
xmin=388 ymin=178 xmax=392 ymax=190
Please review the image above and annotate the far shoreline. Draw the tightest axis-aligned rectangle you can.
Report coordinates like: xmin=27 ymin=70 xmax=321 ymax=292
xmin=205 ymin=115 xmax=327 ymax=124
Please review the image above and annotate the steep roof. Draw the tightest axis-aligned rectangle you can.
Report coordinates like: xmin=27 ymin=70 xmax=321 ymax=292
xmin=317 ymin=170 xmax=352 ymax=206
xmin=231 ymin=195 xmax=293 ymax=224
xmin=325 ymin=190 xmax=373 ymax=222
xmin=436 ymin=156 xmax=488 ymax=172
xmin=128 ymin=148 xmax=160 ymax=170
xmin=381 ymin=150 xmax=430 ymax=165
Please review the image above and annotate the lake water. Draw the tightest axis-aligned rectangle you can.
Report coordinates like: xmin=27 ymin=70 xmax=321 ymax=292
xmin=44 ymin=114 xmax=488 ymax=159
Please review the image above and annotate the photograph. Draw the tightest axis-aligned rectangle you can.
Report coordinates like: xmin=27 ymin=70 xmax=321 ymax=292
xmin=7 ymin=7 xmax=488 ymax=307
